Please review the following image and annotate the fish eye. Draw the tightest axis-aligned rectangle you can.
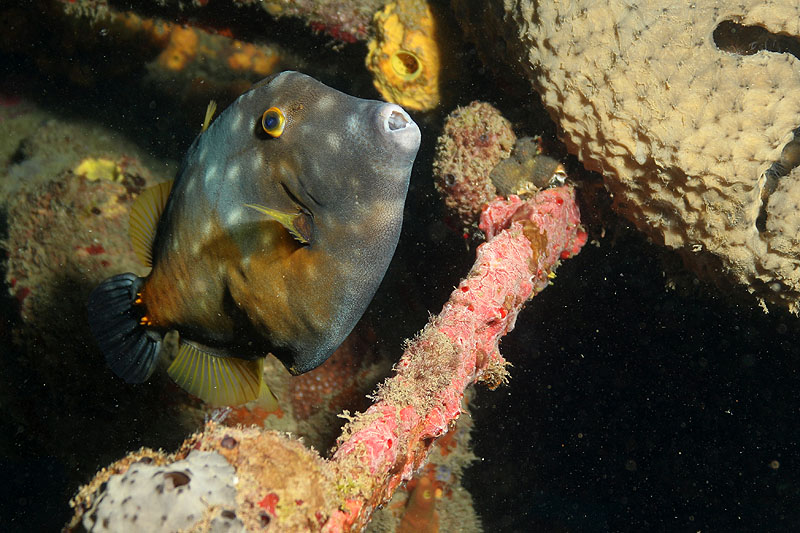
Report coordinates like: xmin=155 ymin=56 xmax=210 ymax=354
xmin=261 ymin=107 xmax=286 ymax=138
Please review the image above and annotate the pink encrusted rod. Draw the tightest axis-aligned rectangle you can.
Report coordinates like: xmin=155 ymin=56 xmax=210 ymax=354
xmin=324 ymin=186 xmax=587 ymax=531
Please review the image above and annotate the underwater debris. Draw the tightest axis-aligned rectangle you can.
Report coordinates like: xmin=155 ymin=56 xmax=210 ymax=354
xmin=68 ymin=186 xmax=585 ymax=531
xmin=366 ymin=0 xmax=451 ymax=112
xmin=433 ymin=101 xmax=516 ymax=237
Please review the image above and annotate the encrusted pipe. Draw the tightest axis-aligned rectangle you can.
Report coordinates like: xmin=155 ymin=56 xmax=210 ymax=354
xmin=325 ymin=186 xmax=586 ymax=530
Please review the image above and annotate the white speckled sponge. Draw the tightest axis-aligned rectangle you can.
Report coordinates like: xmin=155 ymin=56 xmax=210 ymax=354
xmin=83 ymin=450 xmax=243 ymax=532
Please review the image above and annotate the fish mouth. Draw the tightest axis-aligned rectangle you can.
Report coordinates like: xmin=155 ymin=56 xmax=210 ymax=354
xmin=377 ymin=103 xmax=421 ymax=154
xmin=386 ymin=108 xmax=411 ymax=131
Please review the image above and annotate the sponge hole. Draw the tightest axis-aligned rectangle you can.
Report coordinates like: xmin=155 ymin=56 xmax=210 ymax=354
xmin=756 ymin=128 xmax=800 ymax=233
xmin=713 ymin=20 xmax=800 ymax=60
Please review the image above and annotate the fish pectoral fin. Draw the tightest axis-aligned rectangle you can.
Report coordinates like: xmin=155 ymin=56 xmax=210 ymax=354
xmin=166 ymin=340 xmax=270 ymax=407
xmin=244 ymin=203 xmax=312 ymax=244
xmin=202 ymin=100 xmax=217 ymax=132
xmin=129 ymin=180 xmax=174 ymax=267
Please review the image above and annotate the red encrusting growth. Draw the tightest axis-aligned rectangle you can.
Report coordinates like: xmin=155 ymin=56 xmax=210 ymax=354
xmin=323 ymin=186 xmax=585 ymax=530
xmin=258 ymin=492 xmax=280 ymax=515
xmin=85 ymin=244 xmax=106 ymax=255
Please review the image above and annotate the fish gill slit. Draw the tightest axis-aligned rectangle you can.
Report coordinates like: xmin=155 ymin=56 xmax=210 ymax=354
xmin=281 ymin=182 xmax=315 ymax=212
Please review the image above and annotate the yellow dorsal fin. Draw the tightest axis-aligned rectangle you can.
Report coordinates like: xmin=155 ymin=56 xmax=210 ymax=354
xmin=166 ymin=340 xmax=271 ymax=407
xmin=244 ymin=203 xmax=312 ymax=244
xmin=202 ymin=100 xmax=217 ymax=132
xmin=129 ymin=181 xmax=174 ymax=267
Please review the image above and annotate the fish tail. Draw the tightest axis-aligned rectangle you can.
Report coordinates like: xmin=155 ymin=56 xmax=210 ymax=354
xmin=87 ymin=273 xmax=162 ymax=383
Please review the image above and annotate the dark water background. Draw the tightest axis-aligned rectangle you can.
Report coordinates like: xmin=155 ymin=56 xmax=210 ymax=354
xmin=1 ymin=2 xmax=799 ymax=532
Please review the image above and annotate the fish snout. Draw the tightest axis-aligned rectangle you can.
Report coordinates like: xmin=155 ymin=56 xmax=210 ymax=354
xmin=376 ymin=103 xmax=421 ymax=156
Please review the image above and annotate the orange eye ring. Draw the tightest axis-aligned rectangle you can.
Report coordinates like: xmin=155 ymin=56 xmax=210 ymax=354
xmin=261 ymin=107 xmax=285 ymax=137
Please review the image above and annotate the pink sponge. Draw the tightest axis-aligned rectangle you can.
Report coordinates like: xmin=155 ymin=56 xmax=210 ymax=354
xmin=328 ymin=186 xmax=587 ymax=530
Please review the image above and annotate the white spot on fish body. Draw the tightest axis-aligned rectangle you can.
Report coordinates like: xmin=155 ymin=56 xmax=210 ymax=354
xmin=251 ymin=154 xmax=263 ymax=172
xmin=231 ymin=111 xmax=245 ymax=133
xmin=327 ymin=133 xmax=341 ymax=151
xmin=225 ymin=164 xmax=241 ymax=183
xmin=317 ymin=95 xmax=335 ymax=112
xmin=346 ymin=115 xmax=360 ymax=135
xmin=226 ymin=206 xmax=243 ymax=226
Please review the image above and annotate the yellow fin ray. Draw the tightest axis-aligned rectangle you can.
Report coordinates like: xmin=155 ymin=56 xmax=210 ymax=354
xmin=255 ymin=379 xmax=280 ymax=413
xmin=129 ymin=181 xmax=174 ymax=267
xmin=244 ymin=203 xmax=312 ymax=244
xmin=166 ymin=341 xmax=265 ymax=406
xmin=202 ymin=100 xmax=217 ymax=132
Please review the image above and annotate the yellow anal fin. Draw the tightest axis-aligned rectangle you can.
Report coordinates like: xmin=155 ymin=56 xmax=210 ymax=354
xmin=129 ymin=181 xmax=174 ymax=267
xmin=166 ymin=340 xmax=267 ymax=407
xmin=244 ymin=203 xmax=312 ymax=244
xmin=202 ymin=100 xmax=217 ymax=132
xmin=255 ymin=379 xmax=280 ymax=413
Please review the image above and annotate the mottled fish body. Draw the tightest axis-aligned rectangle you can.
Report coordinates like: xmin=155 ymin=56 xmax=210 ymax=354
xmin=88 ymin=72 xmax=420 ymax=406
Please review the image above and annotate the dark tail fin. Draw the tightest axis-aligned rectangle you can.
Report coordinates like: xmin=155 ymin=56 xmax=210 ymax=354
xmin=87 ymin=273 xmax=162 ymax=383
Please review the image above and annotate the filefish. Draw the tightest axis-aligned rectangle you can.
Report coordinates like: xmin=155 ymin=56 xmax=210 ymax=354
xmin=87 ymin=71 xmax=421 ymax=406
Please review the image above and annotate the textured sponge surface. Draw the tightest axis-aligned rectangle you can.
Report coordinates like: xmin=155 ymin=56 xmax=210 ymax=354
xmin=463 ymin=0 xmax=800 ymax=310
xmin=83 ymin=450 xmax=242 ymax=532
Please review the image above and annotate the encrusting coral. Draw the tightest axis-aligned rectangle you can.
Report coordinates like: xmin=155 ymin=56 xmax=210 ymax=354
xmin=455 ymin=0 xmax=800 ymax=312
